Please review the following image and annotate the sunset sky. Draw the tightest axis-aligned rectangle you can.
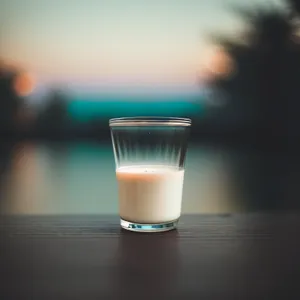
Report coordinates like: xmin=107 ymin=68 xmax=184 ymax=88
xmin=0 ymin=0 xmax=284 ymax=94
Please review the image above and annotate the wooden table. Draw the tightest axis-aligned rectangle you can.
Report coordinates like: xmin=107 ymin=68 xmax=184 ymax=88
xmin=1 ymin=214 xmax=300 ymax=299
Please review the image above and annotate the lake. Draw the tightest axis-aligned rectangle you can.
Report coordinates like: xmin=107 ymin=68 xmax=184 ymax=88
xmin=0 ymin=141 xmax=297 ymax=215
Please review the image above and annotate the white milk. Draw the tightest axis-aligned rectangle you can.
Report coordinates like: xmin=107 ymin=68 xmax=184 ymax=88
xmin=116 ymin=165 xmax=185 ymax=223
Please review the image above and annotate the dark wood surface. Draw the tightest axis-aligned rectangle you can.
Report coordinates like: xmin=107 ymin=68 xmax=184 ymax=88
xmin=1 ymin=214 xmax=300 ymax=300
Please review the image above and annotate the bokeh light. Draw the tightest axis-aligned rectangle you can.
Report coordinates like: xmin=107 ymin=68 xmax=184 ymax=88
xmin=202 ymin=46 xmax=235 ymax=80
xmin=13 ymin=72 xmax=36 ymax=96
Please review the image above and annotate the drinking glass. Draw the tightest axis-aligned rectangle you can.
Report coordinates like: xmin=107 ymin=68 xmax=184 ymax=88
xmin=109 ymin=117 xmax=191 ymax=232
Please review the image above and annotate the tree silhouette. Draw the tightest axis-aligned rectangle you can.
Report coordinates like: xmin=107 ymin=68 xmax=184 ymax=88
xmin=0 ymin=63 xmax=23 ymax=135
xmin=36 ymin=89 xmax=69 ymax=138
xmin=206 ymin=2 xmax=300 ymax=212
xmin=288 ymin=0 xmax=300 ymax=15
xmin=207 ymin=2 xmax=300 ymax=139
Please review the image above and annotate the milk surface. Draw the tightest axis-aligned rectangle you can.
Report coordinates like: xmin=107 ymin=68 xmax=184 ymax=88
xmin=116 ymin=165 xmax=184 ymax=223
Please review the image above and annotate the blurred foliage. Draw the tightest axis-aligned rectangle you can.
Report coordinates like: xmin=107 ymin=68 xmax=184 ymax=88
xmin=288 ymin=0 xmax=300 ymax=15
xmin=0 ymin=62 xmax=24 ymax=134
xmin=207 ymin=0 xmax=300 ymax=137
xmin=36 ymin=89 xmax=69 ymax=138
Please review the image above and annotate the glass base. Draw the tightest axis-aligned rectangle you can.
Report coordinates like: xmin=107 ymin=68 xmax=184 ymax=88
xmin=120 ymin=218 xmax=178 ymax=233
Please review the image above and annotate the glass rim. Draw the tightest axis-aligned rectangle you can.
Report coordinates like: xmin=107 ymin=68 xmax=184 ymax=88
xmin=109 ymin=117 xmax=191 ymax=127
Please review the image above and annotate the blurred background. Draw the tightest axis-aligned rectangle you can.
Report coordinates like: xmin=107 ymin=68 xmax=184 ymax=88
xmin=0 ymin=0 xmax=299 ymax=215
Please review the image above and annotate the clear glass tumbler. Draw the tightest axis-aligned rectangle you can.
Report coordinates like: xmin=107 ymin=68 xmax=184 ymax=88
xmin=109 ymin=117 xmax=191 ymax=232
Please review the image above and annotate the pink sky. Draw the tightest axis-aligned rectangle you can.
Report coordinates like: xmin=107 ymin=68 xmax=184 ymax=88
xmin=0 ymin=0 xmax=282 ymax=94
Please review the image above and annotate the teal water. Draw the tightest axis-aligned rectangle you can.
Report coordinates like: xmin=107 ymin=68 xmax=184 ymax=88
xmin=1 ymin=142 xmax=243 ymax=215
xmin=68 ymin=95 xmax=204 ymax=122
